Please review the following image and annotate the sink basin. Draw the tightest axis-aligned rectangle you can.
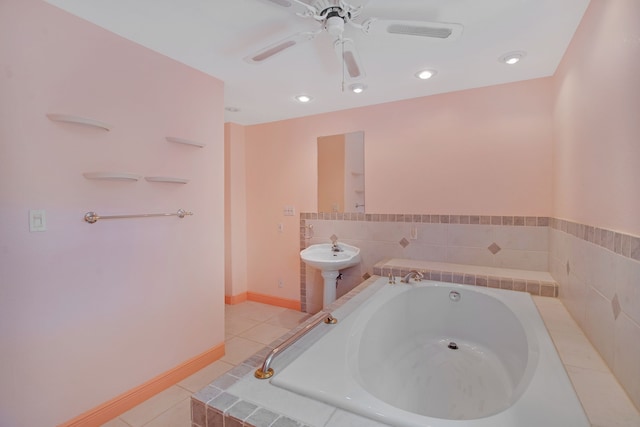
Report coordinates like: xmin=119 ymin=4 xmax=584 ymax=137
xmin=300 ymin=243 xmax=361 ymax=271
xmin=301 ymin=243 xmax=361 ymax=309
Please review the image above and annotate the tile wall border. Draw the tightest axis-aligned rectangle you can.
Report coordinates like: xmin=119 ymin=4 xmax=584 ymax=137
xmin=300 ymin=213 xmax=550 ymax=226
xmin=549 ymin=217 xmax=640 ymax=261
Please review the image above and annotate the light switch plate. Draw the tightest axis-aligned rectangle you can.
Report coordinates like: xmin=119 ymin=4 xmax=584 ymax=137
xmin=283 ymin=206 xmax=295 ymax=216
xmin=29 ymin=209 xmax=47 ymax=232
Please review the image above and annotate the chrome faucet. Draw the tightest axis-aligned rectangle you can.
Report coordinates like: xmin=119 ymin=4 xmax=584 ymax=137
xmin=401 ymin=270 xmax=424 ymax=283
xmin=331 ymin=242 xmax=343 ymax=252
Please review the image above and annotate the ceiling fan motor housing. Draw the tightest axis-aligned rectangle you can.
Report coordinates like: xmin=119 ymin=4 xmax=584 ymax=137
xmin=325 ymin=14 xmax=345 ymax=36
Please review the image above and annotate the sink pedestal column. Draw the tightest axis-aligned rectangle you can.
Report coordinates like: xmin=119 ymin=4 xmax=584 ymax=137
xmin=321 ymin=270 xmax=339 ymax=308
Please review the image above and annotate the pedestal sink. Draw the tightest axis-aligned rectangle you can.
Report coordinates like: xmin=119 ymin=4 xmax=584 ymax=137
xmin=300 ymin=243 xmax=361 ymax=308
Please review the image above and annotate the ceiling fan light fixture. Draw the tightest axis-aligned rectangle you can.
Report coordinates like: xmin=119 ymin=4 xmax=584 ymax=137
xmin=501 ymin=51 xmax=526 ymax=65
xmin=349 ymin=83 xmax=367 ymax=94
xmin=326 ymin=15 xmax=345 ymax=37
xmin=416 ymin=69 xmax=437 ymax=80
xmin=295 ymin=94 xmax=313 ymax=103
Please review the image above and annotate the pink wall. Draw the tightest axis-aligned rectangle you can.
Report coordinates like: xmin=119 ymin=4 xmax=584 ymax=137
xmin=224 ymin=123 xmax=248 ymax=298
xmin=0 ymin=1 xmax=225 ymax=425
xmin=550 ymin=0 xmax=640 ymax=409
xmin=245 ymin=78 xmax=555 ymax=300
xmin=553 ymin=0 xmax=640 ymax=236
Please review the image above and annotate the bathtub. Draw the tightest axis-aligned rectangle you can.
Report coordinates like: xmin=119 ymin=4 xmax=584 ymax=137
xmin=271 ymin=278 xmax=589 ymax=427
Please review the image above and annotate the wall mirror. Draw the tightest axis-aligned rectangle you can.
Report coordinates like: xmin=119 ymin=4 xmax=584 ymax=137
xmin=317 ymin=131 xmax=364 ymax=213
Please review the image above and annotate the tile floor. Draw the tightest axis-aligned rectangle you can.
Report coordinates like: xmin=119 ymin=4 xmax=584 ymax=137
xmin=103 ymin=297 xmax=640 ymax=427
xmin=101 ymin=301 xmax=310 ymax=427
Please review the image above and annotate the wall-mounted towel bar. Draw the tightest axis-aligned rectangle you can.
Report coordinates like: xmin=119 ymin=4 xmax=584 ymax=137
xmin=84 ymin=209 xmax=193 ymax=224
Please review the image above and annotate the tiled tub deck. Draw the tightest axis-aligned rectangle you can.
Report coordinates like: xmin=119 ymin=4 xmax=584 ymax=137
xmin=373 ymin=258 xmax=558 ymax=297
xmin=192 ymin=265 xmax=640 ymax=427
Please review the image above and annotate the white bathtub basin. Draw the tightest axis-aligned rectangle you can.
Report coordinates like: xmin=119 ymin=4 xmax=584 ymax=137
xmin=271 ymin=279 xmax=589 ymax=427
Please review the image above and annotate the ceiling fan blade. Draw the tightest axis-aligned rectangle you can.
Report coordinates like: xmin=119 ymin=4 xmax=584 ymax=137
xmin=366 ymin=19 xmax=463 ymax=41
xmin=245 ymin=31 xmax=317 ymax=64
xmin=262 ymin=0 xmax=293 ymax=6
xmin=334 ymin=38 xmax=366 ymax=80
xmin=259 ymin=0 xmax=315 ymax=9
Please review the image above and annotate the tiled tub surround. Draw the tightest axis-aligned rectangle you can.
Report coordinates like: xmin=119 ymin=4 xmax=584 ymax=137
xmin=192 ymin=275 xmax=640 ymax=427
xmin=297 ymin=212 xmax=640 ymax=412
xmin=300 ymin=213 xmax=551 ymax=313
xmin=548 ymin=218 xmax=640 ymax=410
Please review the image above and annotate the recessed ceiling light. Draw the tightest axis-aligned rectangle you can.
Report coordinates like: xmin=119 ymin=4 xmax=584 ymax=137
xmin=225 ymin=107 xmax=240 ymax=112
xmin=349 ymin=83 xmax=367 ymax=94
xmin=500 ymin=51 xmax=526 ymax=65
xmin=295 ymin=94 xmax=312 ymax=103
xmin=415 ymin=69 xmax=437 ymax=80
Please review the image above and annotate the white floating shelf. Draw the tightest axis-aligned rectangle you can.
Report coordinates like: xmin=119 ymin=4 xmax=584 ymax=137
xmin=144 ymin=176 xmax=189 ymax=184
xmin=47 ymin=113 xmax=112 ymax=131
xmin=166 ymin=136 xmax=206 ymax=148
xmin=83 ymin=172 xmax=141 ymax=181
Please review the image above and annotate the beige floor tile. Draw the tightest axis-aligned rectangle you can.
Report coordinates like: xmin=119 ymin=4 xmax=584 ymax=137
xmin=120 ymin=386 xmax=191 ymax=427
xmin=101 ymin=417 xmax=131 ymax=427
xmin=227 ymin=301 xmax=288 ymax=322
xmin=177 ymin=360 xmax=234 ymax=393
xmin=247 ymin=306 xmax=289 ymax=322
xmin=142 ymin=398 xmax=191 ymax=427
xmin=567 ymin=365 xmax=640 ymax=427
xmin=225 ymin=316 xmax=261 ymax=337
xmin=221 ymin=336 xmax=265 ymax=365
xmin=224 ymin=302 xmax=255 ymax=318
xmin=239 ymin=322 xmax=290 ymax=345
xmin=264 ymin=309 xmax=311 ymax=329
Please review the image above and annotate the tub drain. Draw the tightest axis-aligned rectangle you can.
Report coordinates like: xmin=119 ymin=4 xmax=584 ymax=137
xmin=448 ymin=342 xmax=459 ymax=350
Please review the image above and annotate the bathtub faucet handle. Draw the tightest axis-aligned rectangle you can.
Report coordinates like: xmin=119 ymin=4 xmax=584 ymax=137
xmin=401 ymin=270 xmax=424 ymax=284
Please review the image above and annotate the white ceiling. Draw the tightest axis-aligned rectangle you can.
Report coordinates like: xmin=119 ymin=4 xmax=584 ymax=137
xmin=45 ymin=0 xmax=590 ymax=125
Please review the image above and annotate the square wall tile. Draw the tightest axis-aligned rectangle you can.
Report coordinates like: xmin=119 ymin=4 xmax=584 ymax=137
xmin=447 ymin=224 xmax=493 ymax=248
xmin=493 ymin=249 xmax=548 ymax=271
xmin=614 ymin=313 xmax=640 ymax=410
xmin=615 ymin=255 xmax=640 ymax=326
xmin=493 ymin=226 xmax=549 ymax=251
xmin=584 ymin=286 xmax=616 ymax=367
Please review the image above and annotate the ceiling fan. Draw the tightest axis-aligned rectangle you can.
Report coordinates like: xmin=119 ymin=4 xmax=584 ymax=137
xmin=245 ymin=0 xmax=463 ymax=82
